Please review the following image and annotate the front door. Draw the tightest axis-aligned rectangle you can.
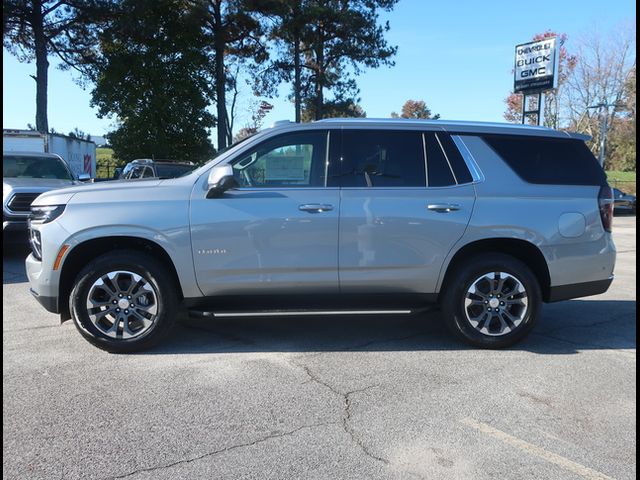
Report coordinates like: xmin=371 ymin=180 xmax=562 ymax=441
xmin=190 ymin=129 xmax=340 ymax=296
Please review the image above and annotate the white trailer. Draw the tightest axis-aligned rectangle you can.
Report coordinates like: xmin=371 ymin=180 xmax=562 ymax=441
xmin=3 ymin=129 xmax=97 ymax=179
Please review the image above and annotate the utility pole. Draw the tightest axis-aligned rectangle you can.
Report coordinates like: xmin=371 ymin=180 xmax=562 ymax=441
xmin=587 ymin=102 xmax=622 ymax=168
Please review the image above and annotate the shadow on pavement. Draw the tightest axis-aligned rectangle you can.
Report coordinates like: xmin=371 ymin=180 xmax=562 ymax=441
xmin=146 ymin=299 xmax=636 ymax=356
xmin=3 ymin=244 xmax=30 ymax=284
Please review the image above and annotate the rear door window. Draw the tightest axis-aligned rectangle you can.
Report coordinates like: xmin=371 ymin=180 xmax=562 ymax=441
xmin=339 ymin=130 xmax=426 ymax=188
xmin=424 ymin=132 xmax=456 ymax=187
xmin=435 ymin=133 xmax=474 ymax=184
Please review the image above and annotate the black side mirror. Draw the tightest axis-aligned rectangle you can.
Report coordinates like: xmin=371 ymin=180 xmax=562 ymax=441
xmin=207 ymin=175 xmax=238 ymax=198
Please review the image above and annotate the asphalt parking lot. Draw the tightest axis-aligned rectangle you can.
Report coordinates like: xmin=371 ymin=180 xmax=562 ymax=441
xmin=3 ymin=216 xmax=636 ymax=480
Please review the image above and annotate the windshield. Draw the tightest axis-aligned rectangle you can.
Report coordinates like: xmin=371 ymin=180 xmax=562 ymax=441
xmin=3 ymin=155 xmax=73 ymax=180
xmin=155 ymin=164 xmax=195 ymax=179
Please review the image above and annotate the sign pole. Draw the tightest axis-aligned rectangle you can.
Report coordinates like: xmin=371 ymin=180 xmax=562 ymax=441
xmin=521 ymin=92 xmax=543 ymax=125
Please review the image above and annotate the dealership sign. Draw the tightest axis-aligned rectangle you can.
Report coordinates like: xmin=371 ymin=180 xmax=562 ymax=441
xmin=514 ymin=37 xmax=558 ymax=93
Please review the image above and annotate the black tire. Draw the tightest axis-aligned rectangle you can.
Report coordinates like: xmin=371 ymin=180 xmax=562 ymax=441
xmin=69 ymin=250 xmax=178 ymax=353
xmin=440 ymin=253 xmax=542 ymax=349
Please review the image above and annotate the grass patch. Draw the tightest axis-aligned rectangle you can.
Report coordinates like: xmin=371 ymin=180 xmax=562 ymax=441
xmin=96 ymin=147 xmax=123 ymax=179
xmin=606 ymin=171 xmax=636 ymax=182
xmin=607 ymin=171 xmax=636 ymax=194
xmin=96 ymin=147 xmax=114 ymax=162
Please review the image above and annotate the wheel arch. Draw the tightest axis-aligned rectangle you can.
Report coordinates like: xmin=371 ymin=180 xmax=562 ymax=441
xmin=439 ymin=238 xmax=552 ymax=302
xmin=59 ymin=236 xmax=184 ymax=321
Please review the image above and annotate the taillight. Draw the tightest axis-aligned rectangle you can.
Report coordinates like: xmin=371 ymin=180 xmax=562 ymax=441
xmin=598 ymin=186 xmax=614 ymax=233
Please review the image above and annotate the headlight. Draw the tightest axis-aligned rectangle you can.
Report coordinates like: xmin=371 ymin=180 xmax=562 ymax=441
xmin=30 ymin=205 xmax=66 ymax=224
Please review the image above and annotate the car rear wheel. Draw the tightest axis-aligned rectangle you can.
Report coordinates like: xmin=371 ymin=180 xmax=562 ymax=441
xmin=70 ymin=250 xmax=178 ymax=353
xmin=441 ymin=253 xmax=542 ymax=348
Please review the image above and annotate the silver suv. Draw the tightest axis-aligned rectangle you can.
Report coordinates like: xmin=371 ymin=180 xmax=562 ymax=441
xmin=3 ymin=152 xmax=87 ymax=237
xmin=26 ymin=119 xmax=616 ymax=352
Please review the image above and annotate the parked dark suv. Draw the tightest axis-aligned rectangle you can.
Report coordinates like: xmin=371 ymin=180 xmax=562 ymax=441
xmin=120 ymin=159 xmax=195 ymax=180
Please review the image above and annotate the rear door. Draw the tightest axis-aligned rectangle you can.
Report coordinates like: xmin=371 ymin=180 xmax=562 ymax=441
xmin=190 ymin=129 xmax=340 ymax=296
xmin=336 ymin=129 xmax=476 ymax=294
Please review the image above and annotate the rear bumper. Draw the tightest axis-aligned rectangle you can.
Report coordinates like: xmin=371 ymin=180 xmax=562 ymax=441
xmin=547 ymin=276 xmax=614 ymax=303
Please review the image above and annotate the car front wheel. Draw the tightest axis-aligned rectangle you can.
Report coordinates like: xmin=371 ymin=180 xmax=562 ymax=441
xmin=69 ymin=250 xmax=178 ymax=353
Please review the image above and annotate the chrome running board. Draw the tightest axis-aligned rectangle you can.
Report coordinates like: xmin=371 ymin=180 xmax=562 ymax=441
xmin=189 ymin=309 xmax=413 ymax=318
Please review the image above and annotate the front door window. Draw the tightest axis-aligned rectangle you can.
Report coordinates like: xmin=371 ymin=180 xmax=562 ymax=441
xmin=232 ymin=131 xmax=327 ymax=188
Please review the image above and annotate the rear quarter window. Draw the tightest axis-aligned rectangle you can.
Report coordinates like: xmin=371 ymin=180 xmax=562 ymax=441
xmin=482 ymin=135 xmax=607 ymax=186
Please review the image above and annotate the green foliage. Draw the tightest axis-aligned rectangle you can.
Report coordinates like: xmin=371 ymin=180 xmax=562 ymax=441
xmin=91 ymin=0 xmax=215 ymax=163
xmin=194 ymin=0 xmax=270 ymax=149
xmin=391 ymin=100 xmax=439 ymax=119
xmin=606 ymin=66 xmax=636 ymax=172
xmin=607 ymin=121 xmax=636 ymax=172
xmin=301 ymin=98 xmax=366 ymax=122
xmin=260 ymin=0 xmax=398 ymax=120
xmin=95 ymin=147 xmax=124 ymax=179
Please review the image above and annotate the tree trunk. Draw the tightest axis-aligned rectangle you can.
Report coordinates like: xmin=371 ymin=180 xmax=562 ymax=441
xmin=294 ymin=32 xmax=301 ymax=123
xmin=212 ymin=1 xmax=227 ymax=150
xmin=32 ymin=1 xmax=49 ymax=133
xmin=314 ymin=28 xmax=324 ymax=121
xmin=293 ymin=2 xmax=301 ymax=123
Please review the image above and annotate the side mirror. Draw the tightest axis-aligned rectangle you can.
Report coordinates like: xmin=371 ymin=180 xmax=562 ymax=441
xmin=206 ymin=164 xmax=238 ymax=198
xmin=78 ymin=173 xmax=91 ymax=182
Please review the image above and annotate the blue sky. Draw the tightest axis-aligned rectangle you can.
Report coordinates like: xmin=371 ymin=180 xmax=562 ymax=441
xmin=2 ymin=0 xmax=635 ymax=144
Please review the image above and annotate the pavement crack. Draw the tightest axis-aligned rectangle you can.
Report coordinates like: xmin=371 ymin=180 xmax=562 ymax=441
xmin=300 ymin=365 xmax=343 ymax=396
xmin=293 ymin=360 xmax=392 ymax=467
xmin=342 ymin=385 xmax=389 ymax=465
xmin=108 ymin=421 xmax=337 ymax=479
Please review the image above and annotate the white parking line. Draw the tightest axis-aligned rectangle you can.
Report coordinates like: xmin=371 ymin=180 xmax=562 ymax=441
xmin=460 ymin=417 xmax=614 ymax=480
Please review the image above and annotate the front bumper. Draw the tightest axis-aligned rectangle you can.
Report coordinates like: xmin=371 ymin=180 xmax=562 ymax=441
xmin=30 ymin=288 xmax=59 ymax=313
xmin=26 ymin=252 xmax=62 ymax=312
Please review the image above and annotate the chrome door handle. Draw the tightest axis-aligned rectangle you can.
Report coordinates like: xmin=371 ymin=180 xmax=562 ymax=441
xmin=299 ymin=204 xmax=334 ymax=213
xmin=428 ymin=204 xmax=461 ymax=213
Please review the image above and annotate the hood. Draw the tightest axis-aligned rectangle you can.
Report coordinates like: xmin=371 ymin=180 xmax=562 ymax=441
xmin=32 ymin=178 xmax=163 ymax=206
xmin=3 ymin=177 xmax=75 ymax=192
